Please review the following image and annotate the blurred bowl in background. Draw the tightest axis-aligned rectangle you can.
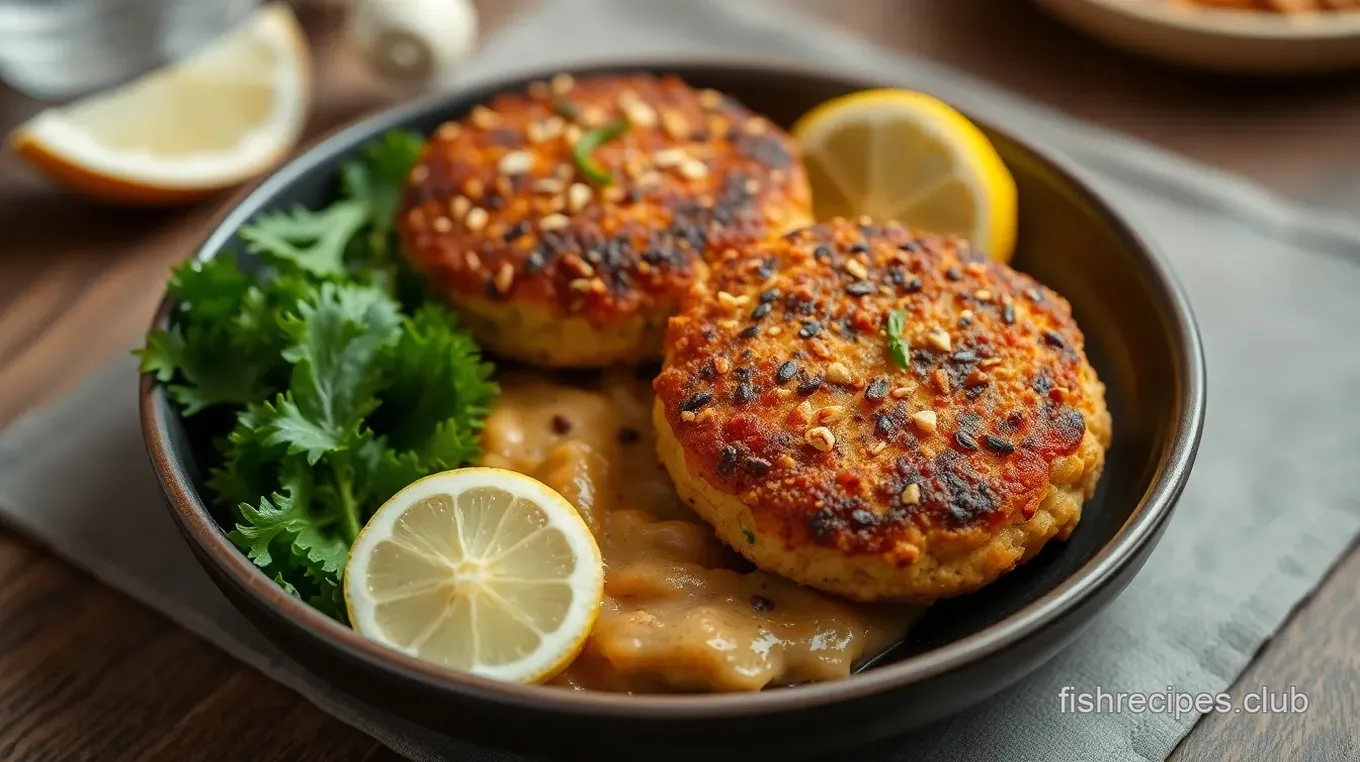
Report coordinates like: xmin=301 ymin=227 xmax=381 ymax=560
xmin=1035 ymin=0 xmax=1360 ymax=73
xmin=0 ymin=0 xmax=259 ymax=100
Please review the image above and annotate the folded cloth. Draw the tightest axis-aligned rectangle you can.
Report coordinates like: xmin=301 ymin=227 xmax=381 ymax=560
xmin=2 ymin=1 xmax=1359 ymax=760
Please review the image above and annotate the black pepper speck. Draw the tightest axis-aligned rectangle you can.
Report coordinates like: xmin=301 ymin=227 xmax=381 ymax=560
xmin=776 ymin=361 xmax=797 ymax=383
xmin=799 ymin=321 xmax=822 ymax=339
xmin=680 ymin=391 xmax=714 ymax=412
xmin=955 ymin=431 xmax=979 ymax=451
xmin=866 ymin=378 xmax=889 ymax=401
xmin=983 ymin=435 xmax=1015 ymax=455
xmin=797 ymin=376 xmax=823 ymax=395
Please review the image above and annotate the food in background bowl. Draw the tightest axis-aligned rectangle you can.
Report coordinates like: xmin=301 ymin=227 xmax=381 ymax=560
xmin=1171 ymin=0 xmax=1360 ymax=12
xmin=142 ymin=71 xmax=1111 ymax=695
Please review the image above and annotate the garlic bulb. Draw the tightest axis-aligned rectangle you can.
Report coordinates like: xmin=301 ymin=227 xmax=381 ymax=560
xmin=345 ymin=0 xmax=479 ymax=86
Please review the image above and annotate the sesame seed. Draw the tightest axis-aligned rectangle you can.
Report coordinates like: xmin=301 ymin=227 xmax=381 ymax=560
xmin=567 ymin=182 xmax=592 ymax=213
xmin=715 ymin=357 xmax=731 ymax=374
xmin=845 ymin=280 xmax=875 ymax=296
xmin=869 ymin=441 xmax=887 ymax=455
xmin=912 ymin=410 xmax=938 ymax=433
xmin=580 ymin=106 xmax=608 ymax=127
xmin=680 ymin=159 xmax=709 ymax=180
xmin=959 ymin=309 xmax=974 ymax=324
xmin=775 ymin=387 xmax=793 ymax=398
xmin=637 ymin=170 xmax=663 ymax=188
xmin=826 ymin=362 xmax=852 ymax=385
xmin=890 ymin=386 xmax=913 ymax=399
xmin=532 ymin=178 xmax=564 ymax=194
xmin=564 ymin=124 xmax=582 ymax=146
xmin=984 ymin=435 xmax=1016 ymax=455
xmin=1003 ymin=303 xmax=1016 ymax=325
xmin=794 ymin=400 xmax=814 ymax=422
xmin=966 ymin=262 xmax=986 ymax=275
xmin=955 ymin=431 xmax=979 ymax=451
xmin=494 ymin=263 xmax=514 ymax=294
xmin=768 ymin=326 xmax=783 ymax=336
xmin=432 ymin=216 xmax=452 ymax=233
xmin=844 ymin=259 xmax=869 ymax=280
xmin=901 ymin=483 xmax=921 ymax=505
xmin=805 ymin=426 xmax=836 ymax=452
xmin=550 ymin=72 xmax=574 ymax=95
xmin=470 ymin=105 xmax=499 ymax=129
xmin=464 ymin=208 xmax=488 ymax=232
xmin=540 ymin=213 xmax=571 ymax=232
xmin=698 ymin=89 xmax=723 ymax=109
xmin=743 ymin=178 xmax=760 ymax=195
xmin=974 ymin=289 xmax=993 ymax=302
xmin=808 ymin=340 xmax=832 ymax=360
xmin=569 ymin=278 xmax=593 ymax=292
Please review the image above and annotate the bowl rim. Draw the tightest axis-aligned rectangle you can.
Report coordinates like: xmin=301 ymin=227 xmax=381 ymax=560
xmin=139 ymin=57 xmax=1206 ymax=720
xmin=1045 ymin=0 xmax=1360 ymax=40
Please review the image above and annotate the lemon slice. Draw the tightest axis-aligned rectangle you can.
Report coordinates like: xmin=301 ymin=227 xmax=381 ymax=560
xmin=793 ymin=89 xmax=1018 ymax=262
xmin=7 ymin=3 xmax=310 ymax=205
xmin=344 ymin=468 xmax=603 ymax=684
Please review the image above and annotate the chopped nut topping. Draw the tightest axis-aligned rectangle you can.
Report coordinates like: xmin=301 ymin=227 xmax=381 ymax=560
xmin=974 ymin=289 xmax=993 ymax=302
xmin=539 ymin=213 xmax=571 ymax=232
xmin=680 ymin=159 xmax=709 ymax=180
xmin=794 ymin=399 xmax=814 ymax=423
xmin=844 ymin=259 xmax=869 ymax=280
xmin=774 ymin=387 xmax=793 ymax=398
xmin=805 ymin=426 xmax=836 ymax=452
xmin=826 ymin=362 xmax=852 ymax=385
xmin=912 ymin=410 xmax=938 ymax=434
xmin=777 ymin=454 xmax=797 ymax=469
xmin=869 ymin=441 xmax=887 ymax=455
xmin=450 ymin=195 xmax=471 ymax=219
xmin=662 ymin=110 xmax=689 ymax=139
xmin=567 ymin=182 xmax=592 ymax=213
xmin=464 ymin=207 xmax=488 ymax=232
xmin=932 ymin=368 xmax=951 ymax=394
xmin=714 ymin=357 xmax=731 ymax=374
xmin=653 ymin=147 xmax=689 ymax=168
xmin=620 ymin=95 xmax=657 ymax=127
xmin=816 ymin=405 xmax=845 ymax=424
xmin=532 ymin=177 xmax=564 ymax=194
xmin=681 ymin=410 xmax=697 ymax=422
xmin=926 ymin=328 xmax=952 ymax=352
xmin=497 ymin=150 xmax=534 ymax=175
xmin=959 ymin=309 xmax=974 ymax=323
xmin=470 ymin=105 xmax=499 ymax=129
xmin=979 ymin=357 xmax=1004 ymax=369
xmin=550 ymin=72 xmax=574 ymax=95
xmin=716 ymin=291 xmax=751 ymax=311
xmin=891 ymin=386 xmax=913 ymax=399
xmin=494 ymin=263 xmax=514 ymax=294
xmin=901 ymin=483 xmax=922 ymax=505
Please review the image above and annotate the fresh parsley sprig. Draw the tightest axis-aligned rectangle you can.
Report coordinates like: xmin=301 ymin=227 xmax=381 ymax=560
xmin=137 ymin=130 xmax=497 ymax=621
xmin=886 ymin=309 xmax=911 ymax=370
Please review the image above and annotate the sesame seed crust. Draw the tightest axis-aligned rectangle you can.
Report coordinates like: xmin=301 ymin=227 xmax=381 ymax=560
xmin=654 ymin=218 xmax=1112 ymax=601
xmin=397 ymin=74 xmax=812 ymax=367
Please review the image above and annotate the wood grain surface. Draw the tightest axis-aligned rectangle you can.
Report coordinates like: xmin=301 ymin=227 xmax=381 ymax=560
xmin=0 ymin=1 xmax=1356 ymax=760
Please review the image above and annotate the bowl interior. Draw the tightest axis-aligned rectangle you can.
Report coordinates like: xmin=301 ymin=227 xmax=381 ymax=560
xmin=155 ymin=64 xmax=1192 ymax=692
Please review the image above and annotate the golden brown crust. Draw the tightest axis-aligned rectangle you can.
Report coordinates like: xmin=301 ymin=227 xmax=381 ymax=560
xmin=654 ymin=218 xmax=1110 ymax=580
xmin=397 ymin=74 xmax=812 ymax=366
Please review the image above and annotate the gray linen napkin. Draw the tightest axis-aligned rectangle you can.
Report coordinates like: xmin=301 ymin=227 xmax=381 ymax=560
xmin=3 ymin=1 xmax=1360 ymax=760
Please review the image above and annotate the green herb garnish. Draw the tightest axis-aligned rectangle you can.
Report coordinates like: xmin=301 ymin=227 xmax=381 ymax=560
xmin=137 ymin=130 xmax=497 ymax=621
xmin=742 ymin=527 xmax=756 ymax=545
xmin=572 ymin=119 xmax=629 ymax=186
xmin=552 ymin=97 xmax=580 ymax=121
xmin=887 ymin=309 xmax=911 ymax=370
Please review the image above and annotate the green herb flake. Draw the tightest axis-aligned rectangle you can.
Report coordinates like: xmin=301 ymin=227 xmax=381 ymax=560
xmin=742 ymin=527 xmax=756 ymax=545
xmin=572 ymin=119 xmax=629 ymax=186
xmin=886 ymin=309 xmax=911 ymax=370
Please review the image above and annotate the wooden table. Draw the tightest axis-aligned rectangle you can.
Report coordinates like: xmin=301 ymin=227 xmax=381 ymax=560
xmin=1 ymin=1 xmax=1356 ymax=759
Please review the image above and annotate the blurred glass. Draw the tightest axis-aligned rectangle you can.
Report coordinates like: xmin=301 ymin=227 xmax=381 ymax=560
xmin=0 ymin=0 xmax=261 ymax=101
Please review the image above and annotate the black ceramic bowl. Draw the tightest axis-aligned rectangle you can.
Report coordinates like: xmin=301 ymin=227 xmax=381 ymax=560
xmin=140 ymin=61 xmax=1205 ymax=761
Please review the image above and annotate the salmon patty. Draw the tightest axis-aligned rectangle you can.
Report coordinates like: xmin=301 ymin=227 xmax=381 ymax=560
xmin=653 ymin=218 xmax=1111 ymax=603
xmin=398 ymin=73 xmax=813 ymax=368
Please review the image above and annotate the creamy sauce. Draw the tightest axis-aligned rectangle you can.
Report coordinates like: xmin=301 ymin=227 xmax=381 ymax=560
xmin=480 ymin=370 xmax=919 ymax=693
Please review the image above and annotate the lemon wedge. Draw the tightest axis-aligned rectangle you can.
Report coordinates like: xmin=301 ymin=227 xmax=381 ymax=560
xmin=793 ymin=89 xmax=1018 ymax=262
xmin=344 ymin=468 xmax=603 ymax=684
xmin=7 ymin=3 xmax=310 ymax=205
